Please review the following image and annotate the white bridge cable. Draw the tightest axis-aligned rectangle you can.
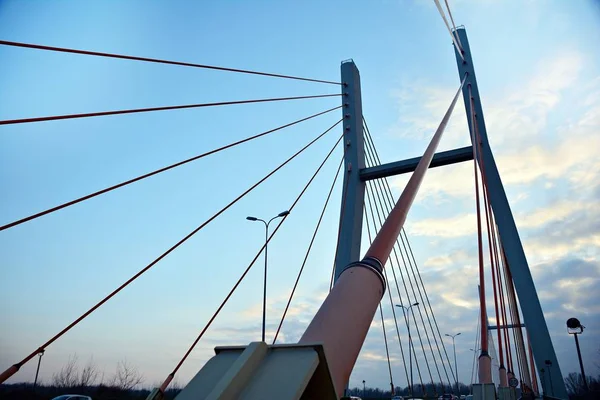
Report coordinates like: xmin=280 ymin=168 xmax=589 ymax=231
xmin=367 ymin=173 xmax=438 ymax=391
xmin=444 ymin=0 xmax=464 ymax=49
xmin=433 ymin=0 xmax=465 ymax=60
xmin=363 ymin=120 xmax=458 ymax=393
xmin=364 ymin=207 xmax=397 ymax=394
xmin=364 ymin=143 xmax=429 ymax=396
xmin=363 ymin=193 xmax=411 ymax=387
xmin=470 ymin=311 xmax=481 ymax=387
xmin=364 ymin=147 xmax=449 ymax=396
xmin=363 ymin=152 xmax=419 ymax=392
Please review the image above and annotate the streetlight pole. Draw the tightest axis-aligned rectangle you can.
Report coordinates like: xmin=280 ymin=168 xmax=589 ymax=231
xmin=567 ymin=318 xmax=588 ymax=392
xmin=446 ymin=332 xmax=461 ymax=394
xmin=33 ymin=349 xmax=44 ymax=390
xmin=396 ymin=302 xmax=419 ymax=397
xmin=246 ymin=210 xmax=289 ymax=342
xmin=363 ymin=379 xmax=366 ymax=398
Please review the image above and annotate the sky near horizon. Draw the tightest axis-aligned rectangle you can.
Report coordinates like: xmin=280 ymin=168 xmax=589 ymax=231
xmin=1 ymin=0 xmax=600 ymax=393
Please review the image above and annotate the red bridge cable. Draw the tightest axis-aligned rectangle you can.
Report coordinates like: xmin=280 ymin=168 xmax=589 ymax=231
xmin=496 ymin=234 xmax=511 ymax=369
xmin=158 ymin=129 xmax=344 ymax=393
xmin=498 ymin=244 xmax=514 ymax=372
xmin=0 ymin=118 xmax=342 ymax=385
xmin=0 ymin=105 xmax=341 ymax=232
xmin=273 ymin=158 xmax=343 ymax=344
xmin=363 ymin=117 xmax=457 ymax=390
xmin=0 ymin=40 xmax=342 ymax=86
xmin=468 ymin=85 xmax=488 ymax=354
xmin=527 ymin=332 xmax=539 ymax=394
xmin=489 ymin=205 xmax=506 ymax=367
xmin=0 ymin=93 xmax=341 ymax=126
xmin=479 ymin=146 xmax=505 ymax=366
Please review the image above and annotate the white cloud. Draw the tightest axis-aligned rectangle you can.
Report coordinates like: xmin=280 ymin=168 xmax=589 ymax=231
xmin=408 ymin=213 xmax=476 ymax=237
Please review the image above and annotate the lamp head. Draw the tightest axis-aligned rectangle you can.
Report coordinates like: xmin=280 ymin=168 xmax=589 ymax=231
xmin=246 ymin=216 xmax=258 ymax=221
xmin=278 ymin=210 xmax=290 ymax=217
xmin=567 ymin=317 xmax=584 ymax=334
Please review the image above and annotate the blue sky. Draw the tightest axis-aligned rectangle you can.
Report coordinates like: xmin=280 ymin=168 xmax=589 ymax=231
xmin=1 ymin=0 xmax=599 ymax=393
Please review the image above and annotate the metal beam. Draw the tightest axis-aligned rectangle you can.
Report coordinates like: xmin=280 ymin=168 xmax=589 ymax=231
xmin=360 ymin=145 xmax=473 ymax=180
xmin=488 ymin=324 xmax=525 ymax=330
xmin=333 ymin=60 xmax=365 ymax=283
xmin=454 ymin=27 xmax=568 ymax=399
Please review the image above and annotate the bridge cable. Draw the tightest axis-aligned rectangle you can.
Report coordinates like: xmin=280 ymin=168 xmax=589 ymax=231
xmin=0 ymin=118 xmax=342 ymax=385
xmin=470 ymin=311 xmax=481 ymax=388
xmin=432 ymin=0 xmax=465 ymax=61
xmin=0 ymin=93 xmax=341 ymax=126
xmin=478 ymin=132 xmax=506 ymax=371
xmin=490 ymin=212 xmax=509 ymax=374
xmin=363 ymin=143 xmax=435 ymax=395
xmin=158 ymin=128 xmax=345 ymax=393
xmin=506 ymin=262 xmax=528 ymax=387
xmin=468 ymin=85 xmax=489 ymax=357
xmin=443 ymin=0 xmax=464 ymax=49
xmin=363 ymin=123 xmax=447 ymax=395
xmin=272 ymin=157 xmax=344 ymax=344
xmin=363 ymin=118 xmax=456 ymax=393
xmin=527 ymin=332 xmax=539 ymax=394
xmin=363 ymin=148 xmax=426 ymax=397
xmin=0 ymin=105 xmax=341 ymax=232
xmin=401 ymin=228 xmax=459 ymax=388
xmin=362 ymin=160 xmax=410 ymax=388
xmin=0 ymin=40 xmax=342 ymax=86
xmin=472 ymin=90 xmax=531 ymax=389
xmin=497 ymin=238 xmax=513 ymax=373
xmin=363 ymin=207 xmax=396 ymax=395
xmin=498 ymin=245 xmax=514 ymax=374
xmin=500 ymin=247 xmax=520 ymax=380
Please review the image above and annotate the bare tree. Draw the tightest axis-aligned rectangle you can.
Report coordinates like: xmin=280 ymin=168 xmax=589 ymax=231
xmin=52 ymin=354 xmax=100 ymax=389
xmin=52 ymin=354 xmax=79 ymax=388
xmin=109 ymin=360 xmax=144 ymax=391
xmin=79 ymin=357 xmax=99 ymax=387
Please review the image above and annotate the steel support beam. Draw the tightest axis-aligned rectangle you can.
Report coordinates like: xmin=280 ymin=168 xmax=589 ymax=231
xmin=333 ymin=60 xmax=365 ymax=283
xmin=488 ymin=324 xmax=525 ymax=330
xmin=360 ymin=145 xmax=473 ymax=180
xmin=454 ymin=27 xmax=567 ymax=399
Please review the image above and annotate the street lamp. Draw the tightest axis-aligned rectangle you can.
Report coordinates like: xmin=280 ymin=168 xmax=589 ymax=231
xmin=567 ymin=317 xmax=588 ymax=392
xmin=362 ymin=380 xmax=366 ymax=397
xmin=446 ymin=332 xmax=461 ymax=394
xmin=246 ymin=210 xmax=289 ymax=342
xmin=33 ymin=349 xmax=44 ymax=390
xmin=396 ymin=302 xmax=419 ymax=397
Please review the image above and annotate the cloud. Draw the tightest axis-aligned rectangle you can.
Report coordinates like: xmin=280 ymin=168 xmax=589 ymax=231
xmin=387 ymin=49 xmax=597 ymax=208
xmin=408 ymin=212 xmax=476 ymax=237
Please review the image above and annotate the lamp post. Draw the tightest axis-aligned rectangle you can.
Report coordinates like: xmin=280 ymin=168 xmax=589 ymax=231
xmin=446 ymin=332 xmax=461 ymax=394
xmin=396 ymin=302 xmax=419 ymax=397
xmin=33 ymin=349 xmax=44 ymax=390
xmin=567 ymin=317 xmax=588 ymax=392
xmin=362 ymin=380 xmax=366 ymax=397
xmin=246 ymin=210 xmax=289 ymax=342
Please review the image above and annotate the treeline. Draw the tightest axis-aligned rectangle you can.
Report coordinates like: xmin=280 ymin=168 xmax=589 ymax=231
xmin=347 ymin=382 xmax=471 ymax=398
xmin=0 ymin=354 xmax=181 ymax=400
